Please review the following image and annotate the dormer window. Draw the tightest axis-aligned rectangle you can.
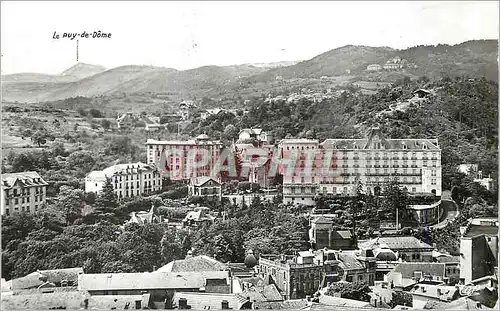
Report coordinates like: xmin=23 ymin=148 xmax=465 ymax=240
xmin=423 ymin=144 xmax=427 ymax=150
xmin=403 ymin=144 xmax=407 ymax=150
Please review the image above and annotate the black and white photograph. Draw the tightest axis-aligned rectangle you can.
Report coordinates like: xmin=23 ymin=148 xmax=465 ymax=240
xmin=0 ymin=1 xmax=499 ymax=310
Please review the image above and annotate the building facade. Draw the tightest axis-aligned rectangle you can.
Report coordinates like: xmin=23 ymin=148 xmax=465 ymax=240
xmin=85 ymin=162 xmax=162 ymax=199
xmin=1 ymin=172 xmax=48 ymax=216
xmin=278 ymin=128 xmax=442 ymax=205
xmin=146 ymin=135 xmax=224 ymax=181
xmin=459 ymin=218 xmax=498 ymax=284
xmin=188 ymin=177 xmax=222 ymax=200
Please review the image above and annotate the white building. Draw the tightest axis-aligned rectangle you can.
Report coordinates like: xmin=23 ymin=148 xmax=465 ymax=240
xmin=1 ymin=172 xmax=48 ymax=216
xmin=145 ymin=135 xmax=224 ymax=181
xmin=238 ymin=128 xmax=272 ymax=143
xmin=366 ymin=64 xmax=382 ymax=71
xmin=277 ymin=128 xmax=443 ymax=205
xmin=85 ymin=162 xmax=162 ymax=199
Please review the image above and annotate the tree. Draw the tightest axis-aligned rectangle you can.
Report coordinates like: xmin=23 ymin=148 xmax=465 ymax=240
xmin=67 ymin=150 xmax=96 ymax=173
xmin=383 ymin=179 xmax=410 ymax=228
xmin=54 ymin=186 xmax=85 ymax=225
xmin=222 ymin=124 xmax=239 ymax=142
xmin=32 ymin=130 xmax=48 ymax=146
xmin=100 ymin=119 xmax=111 ymax=130
xmin=88 ymin=108 xmax=104 ymax=118
xmin=326 ymin=281 xmax=372 ymax=302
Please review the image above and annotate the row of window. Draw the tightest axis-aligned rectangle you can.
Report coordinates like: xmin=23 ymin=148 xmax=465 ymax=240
xmin=5 ymin=186 xmax=44 ymax=197
xmin=113 ymin=173 xmax=159 ymax=182
xmin=4 ymin=204 xmax=40 ymax=215
xmin=5 ymin=195 xmax=44 ymax=205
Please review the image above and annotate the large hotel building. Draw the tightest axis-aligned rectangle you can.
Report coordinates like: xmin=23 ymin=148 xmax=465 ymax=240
xmin=279 ymin=128 xmax=442 ymax=205
xmin=146 ymin=134 xmax=224 ymax=181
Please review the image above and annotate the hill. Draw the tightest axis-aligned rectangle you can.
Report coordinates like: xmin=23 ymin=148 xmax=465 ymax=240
xmin=1 ymin=40 xmax=497 ymax=103
xmin=245 ymin=40 xmax=498 ymax=83
xmin=60 ymin=63 xmax=107 ymax=80
xmin=1 ymin=64 xmax=268 ymax=103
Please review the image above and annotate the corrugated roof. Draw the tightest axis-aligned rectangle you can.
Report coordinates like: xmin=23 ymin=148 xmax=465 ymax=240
xmin=78 ymin=271 xmax=229 ymax=291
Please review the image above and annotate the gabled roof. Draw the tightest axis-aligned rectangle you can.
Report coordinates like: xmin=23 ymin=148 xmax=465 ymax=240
xmin=156 ymin=255 xmax=227 ymax=273
xmin=78 ymin=271 xmax=229 ymax=291
xmin=463 ymin=224 xmax=499 ymax=238
xmin=190 ymin=176 xmax=221 ymax=187
xmin=2 ymin=171 xmax=48 ymax=189
xmin=390 ymin=262 xmax=446 ymax=279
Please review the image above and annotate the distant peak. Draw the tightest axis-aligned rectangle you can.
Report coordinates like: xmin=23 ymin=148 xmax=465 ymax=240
xmin=60 ymin=63 xmax=106 ymax=79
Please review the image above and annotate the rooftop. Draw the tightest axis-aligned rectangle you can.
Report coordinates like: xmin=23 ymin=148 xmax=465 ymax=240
xmin=190 ymin=176 xmax=221 ymax=187
xmin=390 ymin=262 xmax=446 ymax=279
xmin=359 ymin=236 xmax=434 ymax=251
xmin=157 ymin=255 xmax=227 ymax=273
xmin=1 ymin=171 xmax=48 ymax=189
xmin=78 ymin=271 xmax=229 ymax=291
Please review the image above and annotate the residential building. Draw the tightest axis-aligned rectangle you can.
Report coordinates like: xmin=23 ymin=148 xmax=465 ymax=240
xmin=278 ymin=138 xmax=321 ymax=206
xmin=146 ymin=135 xmax=224 ymax=181
xmin=238 ymin=129 xmax=273 ymax=144
xmin=473 ymin=171 xmax=495 ymax=191
xmin=85 ymin=162 xmax=162 ymax=199
xmin=435 ymin=256 xmax=461 ymax=283
xmin=384 ymin=262 xmax=446 ymax=289
xmin=409 ymin=283 xmax=460 ymax=309
xmin=366 ymin=64 xmax=382 ymax=71
xmin=315 ymin=248 xmax=376 ymax=286
xmin=182 ymin=206 xmax=216 ymax=229
xmin=309 ymin=217 xmax=356 ymax=250
xmin=319 ymin=127 xmax=442 ymax=197
xmin=459 ymin=218 xmax=498 ymax=284
xmin=116 ymin=112 xmax=136 ymax=129
xmin=1 ymin=171 xmax=48 ymax=216
xmin=359 ymin=236 xmax=435 ymax=262
xmin=128 ymin=206 xmax=165 ymax=225
xmin=188 ymin=176 xmax=222 ymax=200
xmin=278 ymin=128 xmax=442 ymax=205
xmin=257 ymin=251 xmax=325 ymax=300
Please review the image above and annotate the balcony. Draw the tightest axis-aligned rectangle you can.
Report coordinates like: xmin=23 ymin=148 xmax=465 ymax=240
xmin=342 ymin=156 xmax=348 ymax=160
xmin=402 ymin=156 xmax=409 ymax=160
xmin=366 ymin=164 xmax=372 ymax=168
xmin=402 ymin=165 xmax=409 ymax=168
xmin=353 ymin=164 xmax=359 ymax=168
xmin=374 ymin=157 xmax=380 ymax=160
xmin=365 ymin=157 xmax=372 ymax=160
xmin=392 ymin=157 xmax=400 ymax=160
xmin=382 ymin=165 xmax=389 ymax=168
xmin=342 ymin=164 xmax=349 ymax=168
xmin=393 ymin=165 xmax=399 ymax=168
xmin=431 ymin=157 xmax=438 ymax=160
xmin=422 ymin=156 xmax=429 ymax=160
xmin=411 ymin=157 xmax=417 ymax=160
xmin=382 ymin=157 xmax=389 ymax=160
xmin=411 ymin=165 xmax=418 ymax=168
xmin=374 ymin=164 xmax=381 ymax=168
xmin=353 ymin=156 xmax=359 ymax=160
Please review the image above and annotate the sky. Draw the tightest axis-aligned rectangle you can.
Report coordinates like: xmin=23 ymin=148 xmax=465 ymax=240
xmin=1 ymin=1 xmax=498 ymax=75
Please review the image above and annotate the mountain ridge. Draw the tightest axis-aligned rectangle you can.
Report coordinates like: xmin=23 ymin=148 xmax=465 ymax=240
xmin=1 ymin=39 xmax=497 ymax=103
